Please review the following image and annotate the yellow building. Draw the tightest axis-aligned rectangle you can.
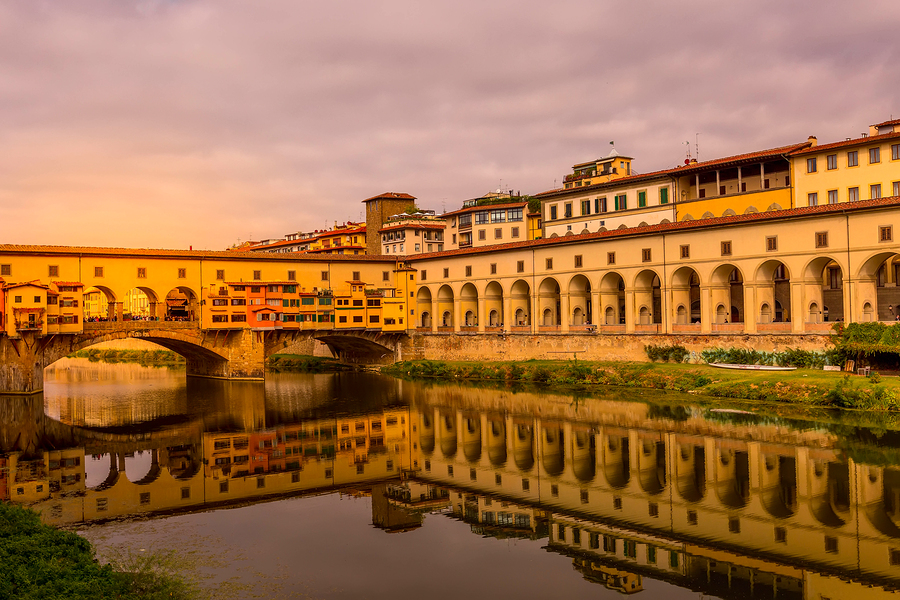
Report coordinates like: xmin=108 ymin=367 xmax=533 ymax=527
xmin=791 ymin=119 xmax=900 ymax=208
xmin=307 ymin=222 xmax=367 ymax=255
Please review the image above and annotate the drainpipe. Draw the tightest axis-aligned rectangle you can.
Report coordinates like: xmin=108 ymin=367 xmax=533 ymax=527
xmin=845 ymin=210 xmax=853 ymax=323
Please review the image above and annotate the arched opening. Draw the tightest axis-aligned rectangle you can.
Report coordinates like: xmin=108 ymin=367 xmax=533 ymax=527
xmin=672 ymin=267 xmax=701 ymax=327
xmin=437 ymin=285 xmax=454 ymax=329
xmin=858 ymin=252 xmax=900 ymax=322
xmin=123 ymin=287 xmax=160 ymax=321
xmin=164 ymin=287 xmax=198 ymax=322
xmin=439 ymin=411 xmax=457 ymax=458
xmin=755 ymin=261 xmax=791 ymax=326
xmin=485 ymin=281 xmax=503 ymax=328
xmin=633 ymin=270 xmax=662 ymax=326
xmin=511 ymin=280 xmax=531 ymax=327
xmin=420 ymin=412 xmax=435 ymax=454
xmin=462 ymin=415 xmax=481 ymax=463
xmin=638 ymin=438 xmax=667 ymax=495
xmin=675 ymin=442 xmax=706 ymax=502
xmin=487 ymin=417 xmax=507 ymax=466
xmin=513 ymin=422 xmax=534 ymax=471
xmin=809 ymin=461 xmax=851 ymax=527
xmin=602 ymin=435 xmax=630 ymax=489
xmin=83 ymin=285 xmax=118 ymax=321
xmin=416 ymin=287 xmax=433 ymax=329
xmin=460 ymin=283 xmax=478 ymax=328
xmin=803 ymin=256 xmax=845 ymax=324
xmin=572 ymin=430 xmax=596 ymax=483
xmin=541 ymin=425 xmax=564 ymax=477
xmin=760 ymin=453 xmax=797 ymax=518
xmin=568 ymin=274 xmax=592 ymax=326
xmin=715 ymin=448 xmax=750 ymax=508
xmin=710 ymin=264 xmax=744 ymax=325
xmin=538 ymin=278 xmax=561 ymax=328
xmin=599 ymin=272 xmax=625 ymax=326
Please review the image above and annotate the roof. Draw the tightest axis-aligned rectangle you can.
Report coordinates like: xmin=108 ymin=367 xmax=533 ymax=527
xmin=411 ymin=195 xmax=900 ymax=261
xmin=535 ymin=141 xmax=810 ymax=199
xmin=0 ymin=244 xmax=398 ymax=263
xmin=52 ymin=282 xmax=85 ymax=288
xmin=378 ymin=223 xmax=446 ymax=233
xmin=223 ymin=281 xmax=298 ymax=286
xmin=2 ymin=280 xmax=49 ymax=290
xmin=362 ymin=192 xmax=417 ymax=203
xmin=872 ymin=118 xmax=900 ymax=128
xmin=250 ymin=306 xmax=277 ymax=312
xmin=789 ymin=130 xmax=900 ymax=155
xmin=441 ymin=201 xmax=528 ymax=218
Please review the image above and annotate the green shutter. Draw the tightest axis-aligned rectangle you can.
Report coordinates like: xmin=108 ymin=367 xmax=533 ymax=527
xmin=660 ymin=188 xmax=668 ymax=204
xmin=614 ymin=196 xmax=619 ymax=211
xmin=638 ymin=191 xmax=646 ymax=207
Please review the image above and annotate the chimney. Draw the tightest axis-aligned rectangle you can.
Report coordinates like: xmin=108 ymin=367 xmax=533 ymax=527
xmin=807 ymin=135 xmax=817 ymax=147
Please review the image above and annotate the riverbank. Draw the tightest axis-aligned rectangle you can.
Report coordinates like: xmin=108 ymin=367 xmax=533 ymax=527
xmin=381 ymin=359 xmax=900 ymax=411
xmin=0 ymin=503 xmax=195 ymax=599
xmin=266 ymin=354 xmax=348 ymax=372
xmin=68 ymin=348 xmax=185 ymax=366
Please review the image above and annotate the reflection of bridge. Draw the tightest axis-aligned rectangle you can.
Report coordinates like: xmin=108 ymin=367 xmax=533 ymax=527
xmin=1 ymin=319 xmax=408 ymax=393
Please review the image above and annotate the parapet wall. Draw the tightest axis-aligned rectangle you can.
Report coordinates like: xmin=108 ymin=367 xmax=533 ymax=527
xmin=404 ymin=332 xmax=832 ymax=363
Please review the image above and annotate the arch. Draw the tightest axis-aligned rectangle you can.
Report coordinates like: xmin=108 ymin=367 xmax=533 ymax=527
xmin=513 ymin=422 xmax=535 ymax=471
xmin=538 ymin=277 xmax=561 ymax=327
xmin=710 ymin=264 xmax=745 ymax=324
xmin=602 ymin=435 xmax=630 ymax=489
xmin=163 ymin=286 xmax=199 ymax=322
xmin=722 ymin=208 xmax=736 ymax=217
xmin=123 ymin=286 xmax=161 ymax=320
xmin=755 ymin=260 xmax=791 ymax=323
xmin=439 ymin=411 xmax=457 ymax=458
xmin=416 ymin=287 xmax=433 ymax=328
xmin=84 ymin=285 xmax=119 ymax=321
xmin=680 ymin=214 xmax=694 ymax=222
xmin=461 ymin=282 xmax=478 ymax=327
xmin=437 ymin=285 xmax=454 ymax=328
xmin=760 ymin=453 xmax=797 ymax=518
xmin=659 ymin=218 xmax=671 ymax=225
xmin=617 ymin=224 xmax=628 ymax=230
xmin=638 ymin=221 xmax=649 ymax=228
xmin=701 ymin=211 xmax=715 ymax=219
xmin=564 ymin=231 xmax=574 ymax=237
xmin=857 ymin=251 xmax=900 ymax=321
xmin=568 ymin=274 xmax=592 ymax=325
xmin=599 ymin=272 xmax=625 ymax=325
xmin=419 ymin=412 xmax=435 ymax=455
xmin=598 ymin=226 xmax=607 ymax=232
xmin=675 ymin=443 xmax=706 ymax=502
xmin=510 ymin=279 xmax=531 ymax=326
xmin=633 ymin=269 xmax=662 ymax=325
xmin=549 ymin=233 xmax=559 ymax=238
xmin=462 ymin=415 xmax=481 ymax=463
xmin=541 ymin=425 xmax=565 ymax=477
xmin=671 ymin=266 xmax=701 ymax=324
xmin=715 ymin=448 xmax=750 ymax=508
xmin=744 ymin=206 xmax=758 ymax=214
xmin=580 ymin=228 xmax=590 ymax=235
xmin=86 ymin=453 xmax=120 ymax=490
xmin=487 ymin=417 xmax=507 ymax=466
xmin=766 ymin=203 xmax=783 ymax=211
xmin=484 ymin=281 xmax=503 ymax=327
xmin=638 ymin=438 xmax=667 ymax=495
xmin=572 ymin=430 xmax=596 ymax=483
xmin=809 ymin=460 xmax=851 ymax=527
xmin=125 ymin=450 xmax=161 ymax=485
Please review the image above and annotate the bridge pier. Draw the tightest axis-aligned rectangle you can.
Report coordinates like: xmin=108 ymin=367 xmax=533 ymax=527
xmin=0 ymin=333 xmax=45 ymax=394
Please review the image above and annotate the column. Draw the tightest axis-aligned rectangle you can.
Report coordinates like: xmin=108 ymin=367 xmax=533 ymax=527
xmin=716 ymin=170 xmax=721 ymax=196
xmin=531 ymin=292 xmax=539 ymax=334
xmin=560 ymin=292 xmax=570 ymax=332
xmin=453 ymin=298 xmax=461 ymax=333
xmin=842 ymin=278 xmax=853 ymax=324
xmin=502 ymin=295 xmax=512 ymax=330
xmin=743 ymin=285 xmax=758 ymax=333
xmin=624 ymin=289 xmax=636 ymax=333
xmin=431 ymin=297 xmax=439 ymax=332
xmin=737 ymin=166 xmax=742 ymax=193
xmin=760 ymin=162 xmax=765 ymax=189
xmin=664 ymin=287 xmax=674 ymax=334
xmin=791 ymin=281 xmax=805 ymax=332
xmin=477 ymin=297 xmax=486 ymax=332
xmin=591 ymin=290 xmax=601 ymax=326
xmin=699 ymin=285 xmax=712 ymax=333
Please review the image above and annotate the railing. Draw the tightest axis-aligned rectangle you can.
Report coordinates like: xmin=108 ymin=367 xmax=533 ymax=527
xmin=510 ymin=325 xmax=531 ymax=333
xmin=711 ymin=323 xmax=745 ymax=333
xmin=84 ymin=320 xmax=198 ymax=330
xmin=672 ymin=323 xmax=701 ymax=333
xmin=599 ymin=324 xmax=625 ymax=334
xmin=538 ymin=325 xmax=560 ymax=332
xmin=634 ymin=324 xmax=662 ymax=333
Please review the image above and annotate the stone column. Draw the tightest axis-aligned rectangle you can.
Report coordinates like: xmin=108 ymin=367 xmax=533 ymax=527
xmin=791 ymin=281 xmax=804 ymax=332
xmin=624 ymin=289 xmax=636 ymax=333
xmin=560 ymin=292 xmax=570 ymax=332
xmin=431 ymin=297 xmax=439 ymax=332
xmin=477 ymin=296 xmax=486 ymax=332
xmin=743 ymin=285 xmax=758 ymax=333
xmin=502 ymin=295 xmax=512 ymax=330
xmin=453 ymin=298 xmax=461 ymax=333
xmin=699 ymin=285 xmax=712 ymax=333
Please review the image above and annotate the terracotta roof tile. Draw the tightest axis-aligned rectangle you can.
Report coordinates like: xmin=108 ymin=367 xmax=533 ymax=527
xmin=441 ymin=201 xmax=528 ymax=218
xmin=789 ymin=131 xmax=900 ymax=155
xmin=872 ymin=118 xmax=900 ymax=128
xmin=412 ymin=195 xmax=900 ymax=261
xmin=378 ymin=223 xmax=446 ymax=233
xmin=0 ymin=244 xmax=398 ymax=262
xmin=362 ymin=191 xmax=417 ymax=203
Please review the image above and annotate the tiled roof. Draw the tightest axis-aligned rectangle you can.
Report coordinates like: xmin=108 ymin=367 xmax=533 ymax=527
xmin=789 ymin=131 xmax=900 ymax=155
xmin=362 ymin=191 xmax=417 ymax=203
xmin=872 ymin=118 xmax=900 ymax=128
xmin=2 ymin=280 xmax=49 ymax=290
xmin=441 ymin=201 xmax=528 ymax=218
xmin=535 ymin=141 xmax=810 ymax=198
xmin=412 ymin=195 xmax=900 ymax=261
xmin=223 ymin=281 xmax=299 ymax=286
xmin=51 ymin=281 xmax=85 ymax=287
xmin=0 ymin=244 xmax=398 ymax=262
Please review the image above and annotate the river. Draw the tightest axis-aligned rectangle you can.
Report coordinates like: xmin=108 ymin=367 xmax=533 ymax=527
xmin=2 ymin=358 xmax=900 ymax=599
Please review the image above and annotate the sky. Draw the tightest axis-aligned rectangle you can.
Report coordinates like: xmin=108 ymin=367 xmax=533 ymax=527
xmin=1 ymin=0 xmax=898 ymax=250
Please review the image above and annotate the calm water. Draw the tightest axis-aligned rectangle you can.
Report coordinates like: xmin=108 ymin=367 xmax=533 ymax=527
xmin=3 ymin=359 xmax=900 ymax=598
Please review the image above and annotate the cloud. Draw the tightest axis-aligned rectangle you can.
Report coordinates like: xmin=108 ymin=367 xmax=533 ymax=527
xmin=1 ymin=0 xmax=898 ymax=248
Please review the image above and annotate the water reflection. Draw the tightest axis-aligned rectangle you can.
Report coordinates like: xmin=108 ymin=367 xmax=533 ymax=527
xmin=4 ymin=361 xmax=900 ymax=598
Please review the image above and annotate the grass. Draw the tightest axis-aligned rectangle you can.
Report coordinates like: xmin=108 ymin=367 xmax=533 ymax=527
xmin=382 ymin=359 xmax=900 ymax=411
xmin=0 ymin=503 xmax=198 ymax=599
xmin=266 ymin=354 xmax=347 ymax=372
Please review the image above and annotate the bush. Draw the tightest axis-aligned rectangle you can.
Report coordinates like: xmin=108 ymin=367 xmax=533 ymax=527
xmin=644 ymin=344 xmax=688 ymax=363
xmin=700 ymin=347 xmax=826 ymax=368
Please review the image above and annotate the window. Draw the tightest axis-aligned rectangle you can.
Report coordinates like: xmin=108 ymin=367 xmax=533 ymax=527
xmin=893 ymin=144 xmax=900 ymax=161
xmin=680 ymin=245 xmax=690 ymax=259
xmin=825 ymin=536 xmax=838 ymax=554
xmin=848 ymin=150 xmax=859 ymax=167
xmin=613 ymin=496 xmax=622 ymax=510
xmin=816 ymin=232 xmax=828 ymax=248
xmin=490 ymin=263 xmax=497 ymax=274
xmin=849 ymin=187 xmax=860 ymax=202
xmin=580 ymin=489 xmax=589 ymax=503
xmin=808 ymin=192 xmax=818 ymax=206
xmin=721 ymin=241 xmax=732 ymax=256
xmin=624 ymin=540 xmax=637 ymax=558
xmin=729 ymin=518 xmax=741 ymax=534
xmin=516 ymin=260 xmax=524 ymax=273
xmin=564 ymin=203 xmax=572 ymax=218
xmin=447 ymin=465 xmax=454 ymax=476
xmin=687 ymin=510 xmax=698 ymax=525
xmin=649 ymin=502 xmax=659 ymax=517
xmin=13 ymin=296 xmax=21 ymax=303
xmin=659 ymin=187 xmax=669 ymax=204
xmin=478 ymin=230 xmax=486 ymax=241
xmin=94 ymin=266 xmax=103 ymax=277
xmin=474 ymin=211 xmax=489 ymax=225
xmin=870 ymin=147 xmax=881 ymax=164
xmin=827 ymin=154 xmax=837 ymax=170
xmin=443 ymin=268 xmax=449 ymax=278
xmin=545 ymin=258 xmax=553 ymax=270
xmin=253 ymin=270 xmax=261 ymax=281
xmin=894 ymin=181 xmax=900 ymax=197
xmin=614 ymin=194 xmax=627 ymax=210
xmin=764 ymin=178 xmax=770 ymax=189
xmin=511 ymin=227 xmax=520 ymax=238
xmin=719 ymin=185 xmax=726 ymax=195
xmin=574 ymin=255 xmax=583 ymax=268
xmin=465 ymin=265 xmax=472 ymax=277
xmin=352 ymin=271 xmax=360 ymax=281
xmin=522 ymin=478 xmax=530 ymax=491
xmin=549 ymin=205 xmax=557 ymax=220
xmin=178 ymin=268 xmax=186 ymax=278
xmin=581 ymin=200 xmax=590 ymax=215
xmin=48 ymin=265 xmax=59 ymax=277
xmin=638 ymin=191 xmax=647 ymax=207
xmin=827 ymin=189 xmax=838 ymax=204
xmin=598 ymin=197 xmax=608 ymax=212
xmin=321 ymin=271 xmax=328 ymax=281
xmin=490 ymin=209 xmax=506 ymax=223
xmin=807 ymin=157 xmax=817 ymax=173
xmin=607 ymin=252 xmax=615 ymax=265
xmin=642 ymin=248 xmax=651 ymax=262
xmin=766 ymin=236 xmax=777 ymax=251
xmin=647 ymin=546 xmax=657 ymax=564
xmin=507 ymin=208 xmax=523 ymax=221
xmin=775 ymin=527 xmax=787 ymax=544
xmin=872 ymin=184 xmax=883 ymax=199
xmin=494 ymin=228 xmax=502 ymax=239
xmin=603 ymin=535 xmax=616 ymax=553
xmin=287 ymin=270 xmax=296 ymax=281
xmin=880 ymin=226 xmax=893 ymax=242
xmin=421 ymin=270 xmax=427 ymax=280
xmin=699 ymin=188 xmax=706 ymax=198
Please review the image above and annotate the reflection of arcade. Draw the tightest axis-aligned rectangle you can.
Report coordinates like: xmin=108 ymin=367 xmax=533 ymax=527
xmin=414 ymin=401 xmax=900 ymax=598
xmin=1 ymin=406 xmax=414 ymax=526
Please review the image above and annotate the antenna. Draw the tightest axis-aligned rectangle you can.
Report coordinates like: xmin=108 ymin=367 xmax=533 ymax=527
xmin=695 ymin=133 xmax=700 ymax=163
